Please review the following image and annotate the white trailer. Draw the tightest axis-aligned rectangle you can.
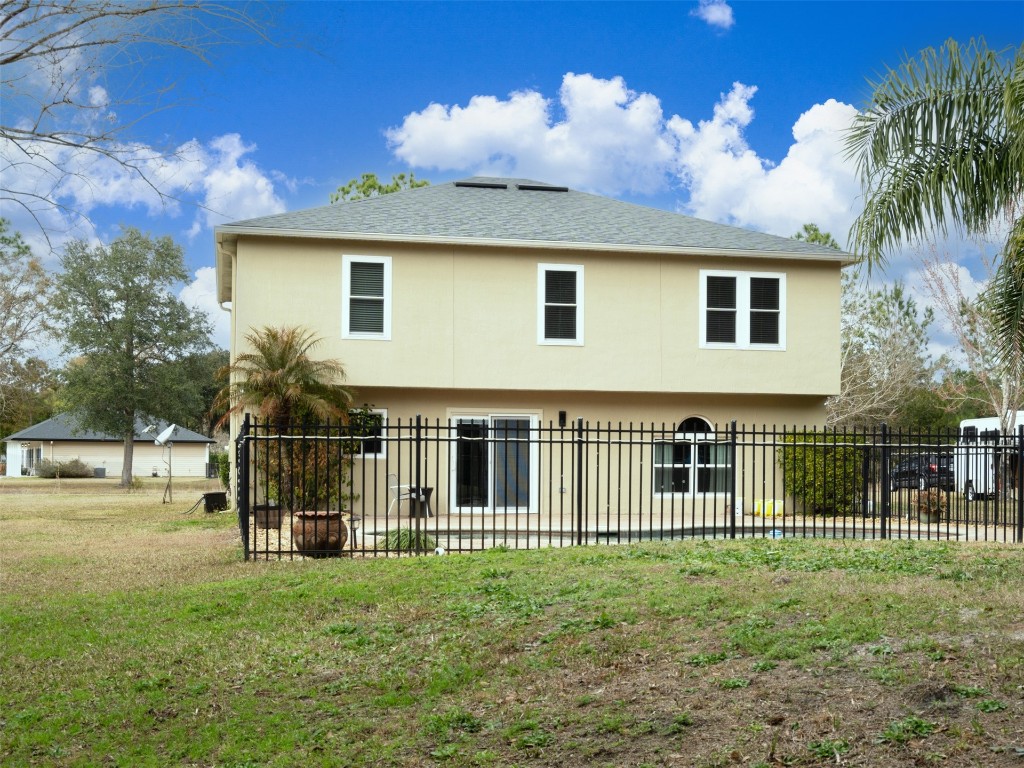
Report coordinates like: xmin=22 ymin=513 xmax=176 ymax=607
xmin=955 ymin=412 xmax=1024 ymax=500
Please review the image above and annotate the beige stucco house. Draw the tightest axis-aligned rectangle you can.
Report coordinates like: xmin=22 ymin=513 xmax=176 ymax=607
xmin=4 ymin=414 xmax=215 ymax=478
xmin=215 ymin=177 xmax=851 ymax=521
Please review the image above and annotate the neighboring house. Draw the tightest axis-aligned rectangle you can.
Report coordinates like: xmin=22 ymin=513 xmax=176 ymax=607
xmin=215 ymin=177 xmax=851 ymax=517
xmin=4 ymin=413 xmax=215 ymax=478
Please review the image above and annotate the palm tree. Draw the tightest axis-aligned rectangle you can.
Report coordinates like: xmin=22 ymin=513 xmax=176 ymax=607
xmin=845 ymin=37 xmax=1023 ymax=368
xmin=216 ymin=325 xmax=353 ymax=430
xmin=216 ymin=326 xmax=354 ymax=513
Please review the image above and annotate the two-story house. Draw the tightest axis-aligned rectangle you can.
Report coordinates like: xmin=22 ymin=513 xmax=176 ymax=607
xmin=215 ymin=177 xmax=849 ymax=522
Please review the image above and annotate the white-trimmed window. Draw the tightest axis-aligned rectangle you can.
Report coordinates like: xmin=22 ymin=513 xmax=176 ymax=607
xmin=654 ymin=417 xmax=731 ymax=496
xmin=699 ymin=270 xmax=785 ymax=349
xmin=349 ymin=408 xmax=387 ymax=459
xmin=343 ymin=255 xmax=391 ymax=339
xmin=538 ymin=264 xmax=584 ymax=345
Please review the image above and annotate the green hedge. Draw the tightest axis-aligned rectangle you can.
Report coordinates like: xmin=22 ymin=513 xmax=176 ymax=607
xmin=778 ymin=433 xmax=865 ymax=515
xmin=210 ymin=449 xmax=230 ymax=489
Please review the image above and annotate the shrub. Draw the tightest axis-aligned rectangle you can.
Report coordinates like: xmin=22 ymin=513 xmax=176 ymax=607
xmin=219 ymin=453 xmax=230 ymax=489
xmin=211 ymin=449 xmax=230 ymax=489
xmin=35 ymin=458 xmax=94 ymax=479
xmin=382 ymin=528 xmax=437 ymax=553
xmin=916 ymin=488 xmax=947 ymax=520
xmin=778 ymin=432 xmax=865 ymax=515
xmin=34 ymin=460 xmax=58 ymax=478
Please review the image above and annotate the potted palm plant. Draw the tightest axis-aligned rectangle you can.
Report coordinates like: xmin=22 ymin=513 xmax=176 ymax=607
xmin=215 ymin=326 xmax=355 ymax=554
xmin=915 ymin=488 xmax=947 ymax=524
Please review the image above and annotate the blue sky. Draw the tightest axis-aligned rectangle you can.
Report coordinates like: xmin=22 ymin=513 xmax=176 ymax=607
xmin=3 ymin=1 xmax=1022 ymax=352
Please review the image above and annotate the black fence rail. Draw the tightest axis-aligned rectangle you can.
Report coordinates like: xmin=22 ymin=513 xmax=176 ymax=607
xmin=234 ymin=416 xmax=1024 ymax=560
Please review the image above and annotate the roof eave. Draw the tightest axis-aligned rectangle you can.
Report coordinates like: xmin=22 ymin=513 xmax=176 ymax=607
xmin=213 ymin=225 xmax=854 ymax=266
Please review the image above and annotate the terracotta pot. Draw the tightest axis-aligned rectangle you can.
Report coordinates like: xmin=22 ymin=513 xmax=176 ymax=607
xmin=291 ymin=510 xmax=348 ymax=557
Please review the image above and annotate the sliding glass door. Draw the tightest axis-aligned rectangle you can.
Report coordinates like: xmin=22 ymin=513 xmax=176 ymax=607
xmin=452 ymin=415 xmax=538 ymax=513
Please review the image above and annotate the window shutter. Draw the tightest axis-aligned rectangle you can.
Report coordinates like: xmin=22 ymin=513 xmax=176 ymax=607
xmin=749 ymin=277 xmax=779 ymax=344
xmin=544 ymin=307 xmax=576 ymax=339
xmin=545 ymin=270 xmax=576 ymax=304
xmin=544 ymin=270 xmax=578 ymax=340
xmin=705 ymin=275 xmax=737 ymax=343
xmin=351 ymin=262 xmax=384 ymax=297
xmin=349 ymin=262 xmax=384 ymax=333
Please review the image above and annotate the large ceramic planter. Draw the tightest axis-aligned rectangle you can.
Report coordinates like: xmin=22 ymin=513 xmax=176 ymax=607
xmin=919 ymin=510 xmax=943 ymax=525
xmin=292 ymin=510 xmax=348 ymax=558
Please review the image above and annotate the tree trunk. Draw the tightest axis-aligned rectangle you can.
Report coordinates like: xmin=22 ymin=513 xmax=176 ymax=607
xmin=121 ymin=437 xmax=135 ymax=487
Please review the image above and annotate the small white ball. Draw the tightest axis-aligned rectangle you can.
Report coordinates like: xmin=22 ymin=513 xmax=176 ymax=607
xmin=434 ymin=546 xmax=446 ymax=556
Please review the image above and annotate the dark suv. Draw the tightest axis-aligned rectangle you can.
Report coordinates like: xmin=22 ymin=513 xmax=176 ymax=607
xmin=890 ymin=453 xmax=955 ymax=491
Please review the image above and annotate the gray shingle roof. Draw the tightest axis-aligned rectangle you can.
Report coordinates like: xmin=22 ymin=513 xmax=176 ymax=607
xmin=4 ymin=413 xmax=214 ymax=443
xmin=217 ymin=176 xmax=850 ymax=259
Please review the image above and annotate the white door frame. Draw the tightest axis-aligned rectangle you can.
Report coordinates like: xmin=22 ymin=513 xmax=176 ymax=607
xmin=449 ymin=413 xmax=540 ymax=514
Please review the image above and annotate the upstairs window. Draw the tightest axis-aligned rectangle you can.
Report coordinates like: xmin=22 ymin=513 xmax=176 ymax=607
xmin=700 ymin=270 xmax=785 ymax=349
xmin=538 ymin=264 xmax=584 ymax=345
xmin=343 ymin=255 xmax=391 ymax=339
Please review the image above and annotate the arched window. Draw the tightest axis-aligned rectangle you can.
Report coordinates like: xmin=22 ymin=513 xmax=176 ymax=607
xmin=654 ymin=417 xmax=731 ymax=496
xmin=677 ymin=417 xmax=712 ymax=435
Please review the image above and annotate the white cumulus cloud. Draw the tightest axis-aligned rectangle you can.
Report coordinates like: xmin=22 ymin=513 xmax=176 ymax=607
xmin=672 ymin=88 xmax=860 ymax=240
xmin=180 ymin=266 xmax=230 ymax=350
xmin=690 ymin=0 xmax=735 ymax=30
xmin=388 ymin=73 xmax=860 ymax=244
xmin=186 ymin=134 xmax=287 ymax=237
xmin=0 ymin=131 xmax=287 ymax=258
xmin=388 ymin=73 xmax=679 ymax=195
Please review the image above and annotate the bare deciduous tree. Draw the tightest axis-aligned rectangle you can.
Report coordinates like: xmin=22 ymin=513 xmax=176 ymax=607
xmin=919 ymin=248 xmax=1023 ymax=434
xmin=791 ymin=225 xmax=942 ymax=429
xmin=0 ymin=218 xmax=50 ymax=421
xmin=0 ymin=0 xmax=274 ymax=236
xmin=827 ymin=270 xmax=942 ymax=428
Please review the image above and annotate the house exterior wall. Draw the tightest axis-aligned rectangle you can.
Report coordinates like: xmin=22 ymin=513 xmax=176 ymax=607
xmin=3 ymin=441 xmax=210 ymax=477
xmin=313 ymin=387 xmax=822 ymax=522
xmin=229 ymin=237 xmax=842 ymax=400
xmin=352 ymin=387 xmax=827 ymax=428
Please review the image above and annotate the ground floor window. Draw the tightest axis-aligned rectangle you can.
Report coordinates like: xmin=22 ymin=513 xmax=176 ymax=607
xmin=349 ymin=408 xmax=387 ymax=458
xmin=654 ymin=417 xmax=731 ymax=495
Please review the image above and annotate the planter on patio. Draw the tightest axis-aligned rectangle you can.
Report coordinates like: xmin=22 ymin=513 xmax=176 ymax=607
xmin=253 ymin=503 xmax=281 ymax=529
xmin=291 ymin=510 xmax=348 ymax=557
xmin=915 ymin=489 xmax=947 ymax=525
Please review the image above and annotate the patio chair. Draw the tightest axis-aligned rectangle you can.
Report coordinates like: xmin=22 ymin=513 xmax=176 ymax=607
xmin=387 ymin=473 xmax=417 ymax=516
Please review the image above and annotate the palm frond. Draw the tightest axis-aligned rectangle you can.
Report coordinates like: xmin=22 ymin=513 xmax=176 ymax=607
xmin=846 ymin=38 xmax=1022 ymax=265
xmin=986 ymin=219 xmax=1024 ymax=372
xmin=213 ymin=325 xmax=354 ymax=428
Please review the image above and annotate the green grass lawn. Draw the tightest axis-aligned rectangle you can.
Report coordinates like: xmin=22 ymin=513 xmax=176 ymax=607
xmin=2 ymin=479 xmax=1023 ymax=766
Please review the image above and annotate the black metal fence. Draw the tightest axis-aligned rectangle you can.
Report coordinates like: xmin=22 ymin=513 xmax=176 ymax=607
xmin=234 ymin=416 xmax=1024 ymax=560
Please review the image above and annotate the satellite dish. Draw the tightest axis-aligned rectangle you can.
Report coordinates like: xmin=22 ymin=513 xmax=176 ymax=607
xmin=154 ymin=424 xmax=178 ymax=446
